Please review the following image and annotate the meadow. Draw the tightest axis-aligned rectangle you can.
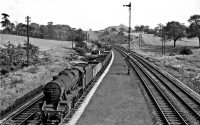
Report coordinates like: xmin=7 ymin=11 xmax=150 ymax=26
xmin=0 ymin=34 xmax=72 ymax=51
xmin=130 ymin=33 xmax=200 ymax=95
xmin=0 ymin=34 xmax=74 ymax=111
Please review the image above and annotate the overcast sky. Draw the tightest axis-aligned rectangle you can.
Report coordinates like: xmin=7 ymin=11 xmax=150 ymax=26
xmin=0 ymin=0 xmax=200 ymax=30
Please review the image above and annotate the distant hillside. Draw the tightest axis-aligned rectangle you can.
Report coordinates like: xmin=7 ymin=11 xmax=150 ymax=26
xmin=101 ymin=24 xmax=133 ymax=32
xmin=87 ymin=29 xmax=98 ymax=41
xmin=97 ymin=24 xmax=129 ymax=44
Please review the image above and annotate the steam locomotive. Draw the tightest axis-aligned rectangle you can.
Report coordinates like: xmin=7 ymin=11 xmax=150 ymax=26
xmin=41 ymin=47 xmax=112 ymax=124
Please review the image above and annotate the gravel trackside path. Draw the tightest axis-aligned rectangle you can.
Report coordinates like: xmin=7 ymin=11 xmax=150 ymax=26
xmin=75 ymin=50 xmax=153 ymax=125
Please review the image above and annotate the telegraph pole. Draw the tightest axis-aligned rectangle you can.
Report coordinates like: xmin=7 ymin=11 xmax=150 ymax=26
xmin=159 ymin=24 xmax=164 ymax=55
xmin=86 ymin=31 xmax=89 ymax=45
xmin=72 ymin=28 xmax=76 ymax=49
xmin=72 ymin=31 xmax=74 ymax=49
xmin=163 ymin=28 xmax=165 ymax=55
xmin=139 ymin=34 xmax=142 ymax=49
xmin=123 ymin=2 xmax=131 ymax=75
xmin=161 ymin=25 xmax=166 ymax=55
xmin=139 ymin=34 xmax=140 ymax=49
xmin=162 ymin=26 xmax=164 ymax=55
xmin=25 ymin=16 xmax=31 ymax=66
xmin=88 ymin=33 xmax=90 ymax=43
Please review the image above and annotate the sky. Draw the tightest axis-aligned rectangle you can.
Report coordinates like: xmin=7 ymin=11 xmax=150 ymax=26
xmin=0 ymin=0 xmax=200 ymax=31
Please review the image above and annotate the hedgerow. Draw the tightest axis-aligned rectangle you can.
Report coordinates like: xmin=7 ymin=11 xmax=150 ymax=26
xmin=0 ymin=41 xmax=40 ymax=75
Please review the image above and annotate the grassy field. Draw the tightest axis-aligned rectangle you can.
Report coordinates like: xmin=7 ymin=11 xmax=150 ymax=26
xmin=131 ymin=33 xmax=199 ymax=46
xmin=0 ymin=34 xmax=72 ymax=50
xmin=0 ymin=34 xmax=75 ymax=111
xmin=129 ymin=33 xmax=200 ymax=95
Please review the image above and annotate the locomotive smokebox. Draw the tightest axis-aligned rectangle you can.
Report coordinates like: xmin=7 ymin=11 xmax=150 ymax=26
xmin=43 ymin=81 xmax=62 ymax=103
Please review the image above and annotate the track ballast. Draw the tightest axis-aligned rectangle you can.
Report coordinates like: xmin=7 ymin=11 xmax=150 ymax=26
xmin=115 ymin=46 xmax=200 ymax=125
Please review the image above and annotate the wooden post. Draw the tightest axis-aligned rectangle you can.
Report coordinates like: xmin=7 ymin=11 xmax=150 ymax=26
xmin=25 ymin=16 xmax=31 ymax=66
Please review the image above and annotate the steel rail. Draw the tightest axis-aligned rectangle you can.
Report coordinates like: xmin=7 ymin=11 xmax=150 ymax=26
xmin=132 ymin=51 xmax=200 ymax=106
xmin=131 ymin=52 xmax=200 ymax=122
xmin=3 ymin=94 xmax=44 ymax=125
xmin=115 ymin=46 xmax=188 ymax=124
xmin=115 ymin=45 xmax=200 ymax=124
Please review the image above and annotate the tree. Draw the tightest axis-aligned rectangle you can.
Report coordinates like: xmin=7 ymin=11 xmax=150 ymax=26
xmin=187 ymin=14 xmax=200 ymax=47
xmin=74 ymin=28 xmax=86 ymax=43
xmin=29 ymin=23 xmax=41 ymax=38
xmin=14 ymin=21 xmax=19 ymax=35
xmin=139 ymin=25 xmax=145 ymax=32
xmin=143 ymin=26 xmax=149 ymax=33
xmin=47 ymin=21 xmax=54 ymax=39
xmin=10 ymin=23 xmax=16 ymax=34
xmin=3 ymin=41 xmax=15 ymax=67
xmin=110 ymin=27 xmax=117 ymax=32
xmin=165 ymin=21 xmax=186 ymax=47
xmin=40 ymin=25 xmax=48 ymax=38
xmin=134 ymin=25 xmax=147 ymax=33
xmin=16 ymin=23 xmax=26 ymax=36
xmin=119 ymin=27 xmax=126 ymax=32
xmin=1 ymin=13 xmax=11 ymax=34
xmin=153 ymin=25 xmax=161 ymax=37
xmin=134 ymin=25 xmax=139 ymax=32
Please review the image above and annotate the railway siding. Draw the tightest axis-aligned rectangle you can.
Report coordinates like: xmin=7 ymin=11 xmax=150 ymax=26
xmin=75 ymin=49 xmax=153 ymax=125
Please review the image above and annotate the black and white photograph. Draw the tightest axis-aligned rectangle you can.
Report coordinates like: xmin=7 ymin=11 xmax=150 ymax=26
xmin=0 ymin=0 xmax=200 ymax=124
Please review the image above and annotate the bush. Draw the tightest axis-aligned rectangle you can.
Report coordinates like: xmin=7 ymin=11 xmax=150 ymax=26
xmin=94 ymin=42 xmax=101 ymax=48
xmin=75 ymin=41 xmax=87 ymax=48
xmin=0 ymin=41 xmax=40 ymax=74
xmin=74 ymin=47 xmax=86 ymax=56
xmin=169 ymin=53 xmax=175 ymax=56
xmin=179 ymin=47 xmax=193 ymax=55
xmin=0 ymin=66 xmax=10 ymax=75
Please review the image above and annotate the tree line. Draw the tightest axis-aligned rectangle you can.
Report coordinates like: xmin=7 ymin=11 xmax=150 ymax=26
xmin=134 ymin=14 xmax=200 ymax=47
xmin=0 ymin=13 xmax=86 ymax=42
xmin=0 ymin=13 xmax=88 ymax=74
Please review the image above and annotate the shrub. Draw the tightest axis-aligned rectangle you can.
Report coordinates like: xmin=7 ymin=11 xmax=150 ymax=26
xmin=175 ymin=56 xmax=186 ymax=60
xmin=179 ymin=47 xmax=193 ymax=55
xmin=75 ymin=41 xmax=87 ymax=48
xmin=94 ymin=42 xmax=101 ymax=48
xmin=0 ymin=41 xmax=40 ymax=74
xmin=26 ymin=66 xmax=39 ymax=74
xmin=74 ymin=47 xmax=86 ymax=56
xmin=169 ymin=53 xmax=175 ymax=56
xmin=0 ymin=66 xmax=10 ymax=75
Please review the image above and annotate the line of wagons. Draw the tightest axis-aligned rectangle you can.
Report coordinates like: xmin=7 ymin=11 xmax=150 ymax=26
xmin=41 ymin=46 xmax=112 ymax=124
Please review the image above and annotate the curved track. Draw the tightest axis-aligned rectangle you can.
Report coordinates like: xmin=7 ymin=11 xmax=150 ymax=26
xmin=2 ymin=95 xmax=43 ymax=125
xmin=114 ymin=46 xmax=200 ymax=125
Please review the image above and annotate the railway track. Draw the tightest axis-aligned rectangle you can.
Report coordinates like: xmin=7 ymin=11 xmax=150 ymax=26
xmin=2 ymin=95 xmax=44 ymax=125
xmin=2 ymin=52 xmax=112 ymax=125
xmin=114 ymin=46 xmax=200 ymax=125
xmin=2 ymin=76 xmax=104 ymax=125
